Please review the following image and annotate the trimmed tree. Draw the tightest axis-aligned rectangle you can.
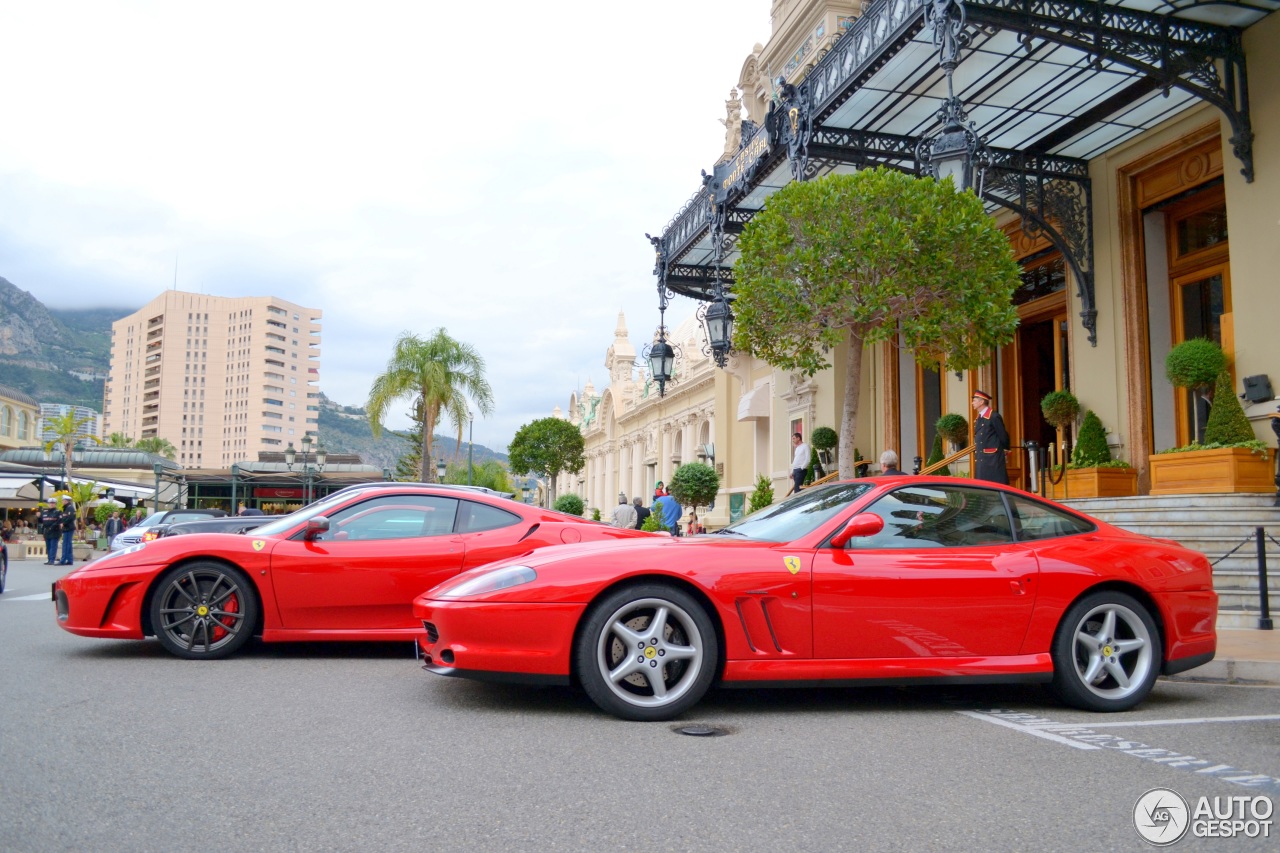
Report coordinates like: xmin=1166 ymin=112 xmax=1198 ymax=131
xmin=1204 ymin=369 xmax=1257 ymax=446
xmin=1071 ymin=410 xmax=1114 ymax=467
xmin=668 ymin=462 xmax=720 ymax=517
xmin=553 ymin=493 xmax=585 ymax=517
xmin=748 ymin=473 xmax=774 ymax=513
xmin=936 ymin=413 xmax=969 ymax=449
xmin=734 ymin=167 xmax=1020 ymax=478
xmin=507 ymin=417 xmax=585 ymax=506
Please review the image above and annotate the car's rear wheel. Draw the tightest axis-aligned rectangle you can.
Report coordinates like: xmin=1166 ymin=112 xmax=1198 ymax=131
xmin=575 ymin=583 xmax=717 ymax=721
xmin=1050 ymin=590 xmax=1160 ymax=712
xmin=149 ymin=562 xmax=258 ymax=660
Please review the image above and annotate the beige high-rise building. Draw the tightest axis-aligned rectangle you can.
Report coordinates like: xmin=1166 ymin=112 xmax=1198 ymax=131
xmin=103 ymin=291 xmax=322 ymax=468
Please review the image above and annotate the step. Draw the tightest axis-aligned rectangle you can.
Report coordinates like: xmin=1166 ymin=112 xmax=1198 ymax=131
xmin=1217 ymin=611 xmax=1273 ymax=630
xmin=1064 ymin=494 xmax=1280 ymax=512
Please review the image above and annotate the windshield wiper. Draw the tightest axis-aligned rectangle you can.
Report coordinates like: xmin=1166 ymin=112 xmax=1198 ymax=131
xmin=714 ymin=528 xmax=746 ymax=535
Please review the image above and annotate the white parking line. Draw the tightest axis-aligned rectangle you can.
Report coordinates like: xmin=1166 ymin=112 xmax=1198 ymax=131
xmin=1042 ymin=714 xmax=1280 ymax=729
xmin=961 ymin=709 xmax=1280 ymax=794
xmin=3 ymin=592 xmax=52 ymax=602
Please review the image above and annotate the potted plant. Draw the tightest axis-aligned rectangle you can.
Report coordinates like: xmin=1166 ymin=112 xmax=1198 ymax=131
xmin=936 ymin=413 xmax=969 ymax=450
xmin=553 ymin=494 xmax=586 ymax=517
xmin=1164 ymin=338 xmax=1225 ymax=444
xmin=1149 ymin=363 xmax=1274 ymax=495
xmin=748 ymin=473 xmax=774 ymax=513
xmin=811 ymin=427 xmax=838 ymax=467
xmin=668 ymin=462 xmax=721 ymax=527
xmin=1047 ymin=410 xmax=1137 ymax=499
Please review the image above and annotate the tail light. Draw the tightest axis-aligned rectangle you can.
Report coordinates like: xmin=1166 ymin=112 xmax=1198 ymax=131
xmin=142 ymin=531 xmax=160 ymax=542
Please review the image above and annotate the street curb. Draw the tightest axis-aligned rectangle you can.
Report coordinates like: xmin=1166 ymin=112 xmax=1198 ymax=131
xmin=1165 ymin=659 xmax=1280 ymax=686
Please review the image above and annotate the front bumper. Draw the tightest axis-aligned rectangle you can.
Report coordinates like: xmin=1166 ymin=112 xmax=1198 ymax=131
xmin=414 ymin=599 xmax=584 ymax=681
xmin=53 ymin=565 xmax=160 ymax=639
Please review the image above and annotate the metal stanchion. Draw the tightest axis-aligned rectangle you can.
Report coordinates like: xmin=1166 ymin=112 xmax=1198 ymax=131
xmin=1023 ymin=440 xmax=1040 ymax=494
xmin=1257 ymin=527 xmax=1274 ymax=630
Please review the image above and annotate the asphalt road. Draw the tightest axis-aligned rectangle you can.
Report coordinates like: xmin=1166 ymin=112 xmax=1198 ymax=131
xmin=2 ymin=559 xmax=1277 ymax=852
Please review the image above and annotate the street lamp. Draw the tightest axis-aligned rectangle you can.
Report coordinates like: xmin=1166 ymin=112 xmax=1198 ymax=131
xmin=916 ymin=0 xmax=989 ymax=194
xmin=230 ymin=462 xmax=240 ymax=513
xmin=285 ymin=435 xmax=326 ymax=504
xmin=152 ymin=462 xmax=164 ymax=511
xmin=436 ymin=458 xmax=447 ymax=484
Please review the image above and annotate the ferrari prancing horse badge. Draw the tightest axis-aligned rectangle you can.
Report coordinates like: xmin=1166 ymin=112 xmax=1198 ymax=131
xmin=252 ymin=540 xmax=266 ymax=552
xmin=783 ymin=556 xmax=801 ymax=575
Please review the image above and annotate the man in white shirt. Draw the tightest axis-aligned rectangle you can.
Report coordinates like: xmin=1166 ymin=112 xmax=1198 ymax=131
xmin=789 ymin=432 xmax=810 ymax=495
xmin=611 ymin=493 xmax=638 ymax=528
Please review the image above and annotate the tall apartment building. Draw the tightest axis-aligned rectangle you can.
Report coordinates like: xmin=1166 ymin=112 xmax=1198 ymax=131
xmin=103 ymin=291 xmax=322 ymax=468
xmin=39 ymin=403 xmax=103 ymax=444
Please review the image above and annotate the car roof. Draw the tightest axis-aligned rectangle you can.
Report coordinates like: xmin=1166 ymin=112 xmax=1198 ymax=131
xmin=325 ymin=482 xmax=516 ymax=500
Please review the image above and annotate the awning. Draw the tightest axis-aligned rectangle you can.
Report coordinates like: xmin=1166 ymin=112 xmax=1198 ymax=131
xmin=737 ymin=384 xmax=772 ymax=422
xmin=0 ymin=476 xmax=40 ymax=501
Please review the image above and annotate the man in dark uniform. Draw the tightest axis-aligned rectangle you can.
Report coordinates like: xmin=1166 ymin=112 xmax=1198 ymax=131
xmin=40 ymin=504 xmax=61 ymax=565
xmin=58 ymin=501 xmax=77 ymax=565
xmin=971 ymin=389 xmax=1010 ymax=484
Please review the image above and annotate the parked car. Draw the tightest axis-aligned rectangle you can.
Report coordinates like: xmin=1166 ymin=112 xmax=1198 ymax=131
xmin=54 ymin=484 xmax=655 ymax=659
xmin=109 ymin=509 xmax=227 ymax=551
xmin=155 ymin=516 xmax=268 ymax=538
xmin=414 ymin=477 xmax=1218 ymax=721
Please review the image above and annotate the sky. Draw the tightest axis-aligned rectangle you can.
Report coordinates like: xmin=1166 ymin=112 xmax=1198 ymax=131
xmin=0 ymin=1 xmax=773 ymax=452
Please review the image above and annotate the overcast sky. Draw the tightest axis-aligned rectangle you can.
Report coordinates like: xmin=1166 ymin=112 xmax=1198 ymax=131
xmin=0 ymin=1 xmax=772 ymax=451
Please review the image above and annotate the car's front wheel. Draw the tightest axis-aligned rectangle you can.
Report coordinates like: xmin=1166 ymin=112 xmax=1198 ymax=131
xmin=149 ymin=562 xmax=258 ymax=659
xmin=1050 ymin=590 xmax=1160 ymax=712
xmin=575 ymin=583 xmax=717 ymax=721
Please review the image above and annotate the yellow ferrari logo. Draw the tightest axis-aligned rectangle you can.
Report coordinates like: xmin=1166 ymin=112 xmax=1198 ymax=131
xmin=196 ymin=605 xmax=209 ymax=617
xmin=252 ymin=540 xmax=266 ymax=552
xmin=644 ymin=647 xmax=657 ymax=660
xmin=784 ymin=556 xmax=801 ymax=575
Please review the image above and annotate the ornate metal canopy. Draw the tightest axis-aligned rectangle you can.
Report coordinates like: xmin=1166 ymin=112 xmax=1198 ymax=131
xmin=649 ymin=0 xmax=1276 ymax=348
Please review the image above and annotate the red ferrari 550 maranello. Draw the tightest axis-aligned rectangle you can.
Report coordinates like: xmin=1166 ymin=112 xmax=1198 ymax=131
xmin=414 ymin=477 xmax=1217 ymax=721
xmin=53 ymin=484 xmax=652 ymax=659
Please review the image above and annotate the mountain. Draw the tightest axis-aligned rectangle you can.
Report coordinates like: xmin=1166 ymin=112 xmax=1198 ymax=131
xmin=317 ymin=394 xmax=508 ymax=471
xmin=0 ymin=275 xmax=131 ymax=409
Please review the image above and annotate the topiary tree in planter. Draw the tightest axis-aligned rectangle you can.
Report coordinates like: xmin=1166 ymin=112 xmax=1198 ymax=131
xmin=668 ymin=462 xmax=720 ymax=517
xmin=748 ymin=473 xmax=774 ymax=513
xmin=925 ymin=431 xmax=950 ymax=476
xmin=553 ymin=493 xmax=585 ymax=517
xmin=936 ymin=413 xmax=969 ymax=449
xmin=1041 ymin=390 xmax=1081 ymax=432
xmin=1204 ymin=369 xmax=1259 ymax=446
xmin=1166 ymin=338 xmax=1226 ymax=444
xmin=811 ymin=426 xmax=838 ymax=468
xmin=1071 ymin=411 xmax=1116 ymax=467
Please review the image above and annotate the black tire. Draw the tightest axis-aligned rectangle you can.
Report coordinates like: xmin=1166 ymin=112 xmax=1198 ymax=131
xmin=149 ymin=562 xmax=258 ymax=660
xmin=575 ymin=583 xmax=717 ymax=721
xmin=1049 ymin=590 xmax=1161 ymax=712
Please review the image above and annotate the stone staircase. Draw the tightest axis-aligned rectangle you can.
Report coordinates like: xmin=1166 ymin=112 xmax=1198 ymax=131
xmin=1063 ymin=494 xmax=1280 ymax=629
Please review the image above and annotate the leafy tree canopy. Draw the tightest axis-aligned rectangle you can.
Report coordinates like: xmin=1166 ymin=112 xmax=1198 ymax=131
xmin=667 ymin=462 xmax=720 ymax=512
xmin=507 ymin=417 xmax=585 ymax=482
xmin=553 ymin=493 xmax=585 ymax=517
xmin=733 ymin=167 xmax=1020 ymax=477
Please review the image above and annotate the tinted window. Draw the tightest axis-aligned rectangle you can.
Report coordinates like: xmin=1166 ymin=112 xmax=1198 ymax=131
xmin=722 ymin=482 xmax=874 ymax=542
xmin=850 ymin=485 xmax=1015 ymax=549
xmin=1007 ymin=495 xmax=1095 ymax=541
xmin=309 ymin=495 xmax=459 ymax=542
xmin=457 ymin=500 xmax=519 ymax=533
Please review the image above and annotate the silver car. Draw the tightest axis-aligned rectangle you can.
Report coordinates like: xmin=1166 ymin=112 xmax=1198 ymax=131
xmin=109 ymin=509 xmax=227 ymax=551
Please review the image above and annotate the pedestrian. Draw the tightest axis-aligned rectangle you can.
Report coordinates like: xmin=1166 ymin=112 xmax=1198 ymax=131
xmin=971 ymin=389 xmax=1010 ymax=484
xmin=59 ymin=501 xmax=77 ymax=565
xmin=611 ymin=493 xmax=637 ymax=529
xmin=788 ymin=432 xmax=810 ymax=495
xmin=879 ymin=450 xmax=905 ymax=476
xmin=40 ymin=503 xmax=61 ymax=565
xmin=238 ymin=502 xmax=264 ymax=517
xmin=653 ymin=481 xmax=666 ymax=500
xmin=104 ymin=510 xmax=124 ymax=545
xmin=631 ymin=496 xmax=650 ymax=530
xmin=687 ymin=513 xmax=705 ymax=535
xmin=653 ymin=491 xmax=682 ymax=536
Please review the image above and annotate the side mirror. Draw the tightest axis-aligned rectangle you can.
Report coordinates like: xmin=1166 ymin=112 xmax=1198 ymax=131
xmin=829 ymin=512 xmax=884 ymax=548
xmin=304 ymin=516 xmax=330 ymax=540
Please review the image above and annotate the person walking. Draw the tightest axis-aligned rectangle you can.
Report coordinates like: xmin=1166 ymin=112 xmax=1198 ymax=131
xmin=611 ymin=493 xmax=637 ymax=529
xmin=653 ymin=491 xmax=682 ymax=536
xmin=631 ymin=496 xmax=650 ymax=530
xmin=58 ymin=501 xmax=77 ymax=565
xmin=104 ymin=510 xmax=124 ymax=545
xmin=40 ymin=504 xmax=61 ymax=565
xmin=971 ymin=390 xmax=1010 ymax=484
xmin=788 ymin=432 xmax=810 ymax=495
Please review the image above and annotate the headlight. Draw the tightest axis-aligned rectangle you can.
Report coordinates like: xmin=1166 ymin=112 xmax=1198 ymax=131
xmin=85 ymin=542 xmax=148 ymax=565
xmin=437 ymin=566 xmax=537 ymax=598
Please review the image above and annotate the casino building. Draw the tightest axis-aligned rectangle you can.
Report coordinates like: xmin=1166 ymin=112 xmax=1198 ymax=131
xmin=556 ymin=0 xmax=1280 ymax=527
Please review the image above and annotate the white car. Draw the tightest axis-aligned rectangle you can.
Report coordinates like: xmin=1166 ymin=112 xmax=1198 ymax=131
xmin=109 ymin=509 xmax=226 ymax=551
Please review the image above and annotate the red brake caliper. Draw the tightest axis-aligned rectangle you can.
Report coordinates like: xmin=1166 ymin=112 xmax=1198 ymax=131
xmin=212 ymin=593 xmax=240 ymax=641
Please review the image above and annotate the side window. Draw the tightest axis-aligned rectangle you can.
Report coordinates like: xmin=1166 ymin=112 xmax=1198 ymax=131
xmin=1007 ymin=495 xmax=1095 ymax=541
xmin=457 ymin=500 xmax=520 ymax=533
xmin=311 ymin=495 xmax=459 ymax=541
xmin=849 ymin=485 xmax=1015 ymax=549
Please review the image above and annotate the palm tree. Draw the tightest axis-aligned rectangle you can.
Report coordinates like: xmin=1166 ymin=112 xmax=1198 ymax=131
xmin=104 ymin=432 xmax=135 ymax=448
xmin=134 ymin=437 xmax=177 ymax=460
xmin=366 ymin=329 xmax=495 ymax=482
xmin=42 ymin=412 xmax=102 ymax=482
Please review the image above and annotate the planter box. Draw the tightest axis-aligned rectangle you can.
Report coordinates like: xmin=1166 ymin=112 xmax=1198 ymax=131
xmin=1048 ymin=467 xmax=1138 ymax=500
xmin=1148 ymin=447 xmax=1275 ymax=496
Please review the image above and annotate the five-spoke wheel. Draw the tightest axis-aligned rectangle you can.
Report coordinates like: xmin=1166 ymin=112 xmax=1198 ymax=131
xmin=149 ymin=562 xmax=258 ymax=659
xmin=1050 ymin=590 xmax=1160 ymax=712
xmin=576 ymin=584 xmax=717 ymax=721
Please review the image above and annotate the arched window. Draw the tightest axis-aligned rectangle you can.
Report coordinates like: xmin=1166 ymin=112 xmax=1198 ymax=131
xmin=0 ymin=406 xmax=12 ymax=436
xmin=17 ymin=411 xmax=29 ymax=440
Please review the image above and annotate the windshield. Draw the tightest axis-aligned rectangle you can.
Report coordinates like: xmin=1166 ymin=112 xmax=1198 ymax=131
xmin=245 ymin=489 xmax=372 ymax=537
xmin=720 ymin=482 xmax=874 ymax=542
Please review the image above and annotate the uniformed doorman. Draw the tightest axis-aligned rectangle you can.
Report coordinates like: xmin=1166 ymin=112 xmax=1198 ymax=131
xmin=971 ymin=390 xmax=1010 ymax=485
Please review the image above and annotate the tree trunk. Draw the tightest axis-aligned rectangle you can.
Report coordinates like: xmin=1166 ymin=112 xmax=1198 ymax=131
xmin=838 ymin=331 xmax=865 ymax=480
xmin=420 ymin=400 xmax=438 ymax=482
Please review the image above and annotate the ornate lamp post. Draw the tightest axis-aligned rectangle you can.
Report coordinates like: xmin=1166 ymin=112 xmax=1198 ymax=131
xmin=285 ymin=435 xmax=326 ymax=505
xmin=436 ymin=458 xmax=447 ymax=484
xmin=916 ymin=0 xmax=989 ymax=194
xmin=230 ymin=462 xmax=240 ymax=513
xmin=152 ymin=462 xmax=164 ymax=511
